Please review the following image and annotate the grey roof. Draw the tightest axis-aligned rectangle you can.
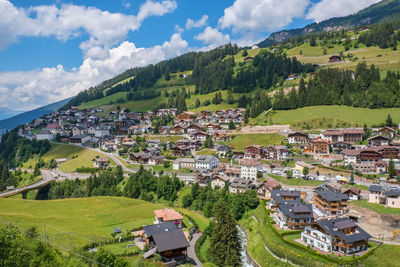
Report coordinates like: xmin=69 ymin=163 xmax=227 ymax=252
xmin=315 ymin=188 xmax=349 ymax=202
xmin=37 ymin=129 xmax=52 ymax=135
xmin=271 ymin=190 xmax=301 ymax=205
xmin=196 ymin=155 xmax=217 ymax=163
xmin=368 ymin=184 xmax=383 ymax=193
xmin=153 ymin=229 xmax=190 ymax=253
xmin=279 ymin=203 xmax=313 ymax=220
xmin=318 ymin=218 xmax=371 ymax=243
xmin=386 ymin=189 xmax=400 ymax=197
xmin=143 ymin=222 xmax=178 ymax=238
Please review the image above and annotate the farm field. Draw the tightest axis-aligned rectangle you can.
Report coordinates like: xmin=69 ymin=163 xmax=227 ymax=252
xmin=223 ymin=133 xmax=283 ymax=150
xmin=23 ymin=144 xmax=116 ymax=172
xmin=266 ymin=105 xmax=400 ymax=127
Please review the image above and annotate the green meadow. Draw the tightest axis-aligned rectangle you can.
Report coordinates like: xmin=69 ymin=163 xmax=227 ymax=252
xmin=266 ymin=105 xmax=400 ymax=128
xmin=23 ymin=144 xmax=116 ymax=172
xmin=223 ymin=133 xmax=284 ymax=151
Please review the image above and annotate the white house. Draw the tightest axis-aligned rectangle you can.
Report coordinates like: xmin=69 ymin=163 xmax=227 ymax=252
xmin=94 ymin=126 xmax=110 ymax=138
xmin=240 ymin=159 xmax=259 ymax=181
xmin=35 ymin=130 xmax=54 ymax=141
xmin=195 ymin=156 xmax=220 ymax=171
xmin=301 ymin=218 xmax=371 ymax=255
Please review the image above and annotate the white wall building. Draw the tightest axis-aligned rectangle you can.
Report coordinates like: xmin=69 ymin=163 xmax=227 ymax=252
xmin=195 ymin=156 xmax=220 ymax=171
xmin=35 ymin=130 xmax=54 ymax=141
xmin=240 ymin=159 xmax=259 ymax=180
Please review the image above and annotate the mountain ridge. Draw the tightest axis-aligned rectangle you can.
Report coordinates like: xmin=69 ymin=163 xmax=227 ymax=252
xmin=257 ymin=0 xmax=400 ymax=47
xmin=0 ymin=98 xmax=71 ymax=133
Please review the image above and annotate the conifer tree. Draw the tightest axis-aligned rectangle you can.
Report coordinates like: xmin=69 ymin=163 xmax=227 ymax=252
xmin=208 ymin=201 xmax=240 ymax=266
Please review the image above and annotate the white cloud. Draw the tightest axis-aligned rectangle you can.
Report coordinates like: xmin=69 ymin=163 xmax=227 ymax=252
xmin=194 ymin=26 xmax=230 ymax=47
xmin=136 ymin=0 xmax=177 ymax=22
xmin=0 ymin=0 xmax=185 ymax=112
xmin=186 ymin=15 xmax=208 ymax=30
xmin=174 ymin=24 xmax=184 ymax=33
xmin=0 ymin=0 xmax=178 ymax=50
xmin=0 ymin=33 xmax=188 ymax=112
xmin=219 ymin=0 xmax=310 ymax=33
xmin=306 ymin=0 xmax=381 ymax=22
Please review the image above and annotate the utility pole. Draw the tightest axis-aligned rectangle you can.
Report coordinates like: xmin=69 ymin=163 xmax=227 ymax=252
xmin=43 ymin=223 xmax=46 ymax=244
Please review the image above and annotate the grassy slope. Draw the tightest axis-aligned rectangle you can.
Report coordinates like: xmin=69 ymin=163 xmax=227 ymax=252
xmin=223 ymin=133 xmax=283 ymax=151
xmin=23 ymin=144 xmax=116 ymax=172
xmin=352 ymin=199 xmax=400 ymax=215
xmin=0 ymin=197 xmax=163 ymax=248
xmin=267 ymin=105 xmax=400 ymax=127
xmin=286 ymin=42 xmax=400 ymax=75
xmin=0 ymin=197 xmax=209 ymax=250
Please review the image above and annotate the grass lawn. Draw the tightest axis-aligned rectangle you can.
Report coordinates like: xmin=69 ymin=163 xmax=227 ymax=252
xmin=223 ymin=133 xmax=283 ymax=150
xmin=269 ymin=175 xmax=324 ymax=187
xmin=100 ymin=240 xmax=140 ymax=256
xmin=351 ymin=200 xmax=400 ymax=216
xmin=267 ymin=105 xmax=400 ymax=127
xmin=175 ymin=208 xmax=209 ymax=231
xmin=362 ymin=244 xmax=400 ymax=267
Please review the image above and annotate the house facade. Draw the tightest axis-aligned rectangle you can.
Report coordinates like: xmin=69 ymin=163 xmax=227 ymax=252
xmin=301 ymin=218 xmax=371 ymax=255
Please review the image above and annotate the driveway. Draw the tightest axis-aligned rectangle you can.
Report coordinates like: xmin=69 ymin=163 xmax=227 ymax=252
xmin=187 ymin=232 xmax=203 ymax=267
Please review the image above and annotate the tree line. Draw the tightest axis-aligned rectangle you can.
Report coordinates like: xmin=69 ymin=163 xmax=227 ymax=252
xmin=0 ymin=130 xmax=51 ymax=168
xmin=272 ymin=62 xmax=400 ymax=110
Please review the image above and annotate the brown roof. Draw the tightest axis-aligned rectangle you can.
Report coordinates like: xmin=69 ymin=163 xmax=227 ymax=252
xmin=241 ymin=159 xmax=259 ymax=167
xmin=343 ymin=187 xmax=361 ymax=195
xmin=343 ymin=150 xmax=360 ymax=156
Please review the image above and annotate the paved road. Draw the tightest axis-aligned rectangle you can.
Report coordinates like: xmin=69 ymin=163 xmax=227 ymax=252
xmin=0 ymin=170 xmax=53 ymax=198
xmin=187 ymin=232 xmax=203 ymax=267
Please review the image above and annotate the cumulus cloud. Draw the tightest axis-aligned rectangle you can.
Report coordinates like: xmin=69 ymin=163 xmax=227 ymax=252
xmin=186 ymin=15 xmax=208 ymax=30
xmin=0 ymin=0 xmax=177 ymax=50
xmin=194 ymin=26 xmax=230 ymax=47
xmin=0 ymin=0 xmax=186 ymax=112
xmin=0 ymin=32 xmax=188 ymax=111
xmin=219 ymin=0 xmax=310 ymax=33
xmin=306 ymin=0 xmax=381 ymax=22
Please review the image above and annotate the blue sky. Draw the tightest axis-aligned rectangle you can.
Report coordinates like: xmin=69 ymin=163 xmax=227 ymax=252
xmin=0 ymin=0 xmax=381 ymax=119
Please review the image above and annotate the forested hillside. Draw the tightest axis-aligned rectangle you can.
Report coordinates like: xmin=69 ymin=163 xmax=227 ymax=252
xmin=257 ymin=0 xmax=400 ymax=47
xmin=61 ymin=1 xmax=400 ymax=120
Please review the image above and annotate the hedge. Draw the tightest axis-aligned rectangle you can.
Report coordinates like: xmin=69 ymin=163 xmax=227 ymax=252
xmin=194 ymin=233 xmax=207 ymax=263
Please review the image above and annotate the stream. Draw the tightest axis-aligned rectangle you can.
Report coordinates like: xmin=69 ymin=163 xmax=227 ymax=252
xmin=237 ymin=225 xmax=256 ymax=267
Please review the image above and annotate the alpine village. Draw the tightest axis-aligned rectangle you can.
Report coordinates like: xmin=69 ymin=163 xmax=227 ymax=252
xmin=3 ymin=1 xmax=400 ymax=267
